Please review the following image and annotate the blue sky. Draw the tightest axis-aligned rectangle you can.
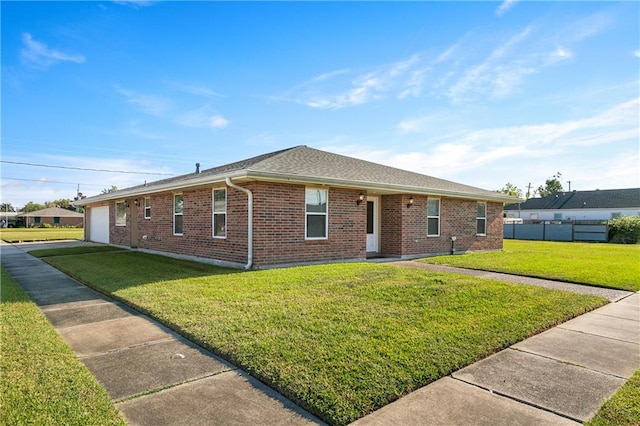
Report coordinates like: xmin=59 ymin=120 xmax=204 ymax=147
xmin=2 ymin=0 xmax=638 ymax=208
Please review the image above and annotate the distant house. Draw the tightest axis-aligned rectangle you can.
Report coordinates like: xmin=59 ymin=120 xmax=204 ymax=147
xmin=18 ymin=207 xmax=84 ymax=228
xmin=74 ymin=146 xmax=517 ymax=269
xmin=504 ymin=188 xmax=640 ymax=222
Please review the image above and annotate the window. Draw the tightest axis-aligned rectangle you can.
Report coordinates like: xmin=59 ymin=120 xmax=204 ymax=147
xmin=553 ymin=213 xmax=562 ymax=221
xmin=144 ymin=198 xmax=151 ymax=219
xmin=611 ymin=212 xmax=622 ymax=219
xmin=173 ymin=194 xmax=183 ymax=235
xmin=34 ymin=217 xmax=41 ymax=224
xmin=116 ymin=202 xmax=126 ymax=226
xmin=477 ymin=202 xmax=487 ymax=235
xmin=530 ymin=213 xmax=538 ymax=220
xmin=305 ymin=188 xmax=328 ymax=239
xmin=212 ymin=188 xmax=226 ymax=238
xmin=54 ymin=217 xmax=61 ymax=224
xmin=427 ymin=198 xmax=440 ymax=236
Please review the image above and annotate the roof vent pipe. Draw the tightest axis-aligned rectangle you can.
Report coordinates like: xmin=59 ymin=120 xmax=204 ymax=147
xmin=195 ymin=163 xmax=201 ymax=173
xmin=225 ymin=177 xmax=253 ymax=270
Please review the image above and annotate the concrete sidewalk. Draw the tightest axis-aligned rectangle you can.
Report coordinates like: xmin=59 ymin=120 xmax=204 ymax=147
xmin=0 ymin=241 xmax=323 ymax=426
xmin=2 ymin=240 xmax=638 ymax=425
xmin=354 ymin=262 xmax=639 ymax=425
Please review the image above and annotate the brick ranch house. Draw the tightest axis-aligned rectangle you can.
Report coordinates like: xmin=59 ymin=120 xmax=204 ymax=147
xmin=18 ymin=206 xmax=84 ymax=228
xmin=74 ymin=146 xmax=518 ymax=269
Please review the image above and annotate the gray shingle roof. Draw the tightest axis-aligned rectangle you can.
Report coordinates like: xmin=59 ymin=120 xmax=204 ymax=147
xmin=504 ymin=188 xmax=640 ymax=210
xmin=18 ymin=206 xmax=84 ymax=217
xmin=77 ymin=146 xmax=518 ymax=205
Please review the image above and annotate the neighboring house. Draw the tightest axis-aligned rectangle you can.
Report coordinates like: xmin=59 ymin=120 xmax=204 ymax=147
xmin=504 ymin=188 xmax=640 ymax=222
xmin=74 ymin=146 xmax=517 ymax=269
xmin=0 ymin=211 xmax=19 ymax=227
xmin=18 ymin=207 xmax=84 ymax=228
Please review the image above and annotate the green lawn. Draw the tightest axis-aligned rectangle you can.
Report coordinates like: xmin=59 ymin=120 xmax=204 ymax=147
xmin=38 ymin=249 xmax=606 ymax=425
xmin=587 ymin=368 xmax=640 ymax=426
xmin=0 ymin=227 xmax=84 ymax=242
xmin=0 ymin=267 xmax=124 ymax=425
xmin=422 ymin=240 xmax=640 ymax=291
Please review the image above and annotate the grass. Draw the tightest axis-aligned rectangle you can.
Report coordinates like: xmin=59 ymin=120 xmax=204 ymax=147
xmin=0 ymin=227 xmax=84 ymax=243
xmin=0 ymin=267 xmax=124 ymax=426
xmin=37 ymin=248 xmax=606 ymax=425
xmin=422 ymin=240 xmax=640 ymax=291
xmin=30 ymin=245 xmax=124 ymax=258
xmin=587 ymin=368 xmax=640 ymax=425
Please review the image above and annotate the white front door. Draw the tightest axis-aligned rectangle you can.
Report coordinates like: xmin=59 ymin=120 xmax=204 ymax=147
xmin=366 ymin=197 xmax=378 ymax=253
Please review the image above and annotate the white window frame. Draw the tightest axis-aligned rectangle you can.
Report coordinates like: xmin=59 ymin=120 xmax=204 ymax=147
xmin=144 ymin=197 xmax=151 ymax=219
xmin=553 ymin=212 xmax=562 ymax=221
xmin=611 ymin=212 xmax=622 ymax=219
xmin=476 ymin=202 xmax=487 ymax=236
xmin=212 ymin=188 xmax=227 ymax=238
xmin=305 ymin=187 xmax=328 ymax=240
xmin=173 ymin=194 xmax=183 ymax=236
xmin=115 ymin=201 xmax=126 ymax=227
xmin=427 ymin=198 xmax=440 ymax=237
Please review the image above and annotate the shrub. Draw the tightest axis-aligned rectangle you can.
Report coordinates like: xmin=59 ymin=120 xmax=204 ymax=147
xmin=608 ymin=216 xmax=640 ymax=244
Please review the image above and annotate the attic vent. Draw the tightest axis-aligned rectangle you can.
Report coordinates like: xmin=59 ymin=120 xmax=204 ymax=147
xmin=195 ymin=163 xmax=201 ymax=173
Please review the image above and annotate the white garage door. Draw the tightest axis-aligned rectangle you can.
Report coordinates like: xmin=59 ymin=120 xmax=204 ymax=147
xmin=89 ymin=206 xmax=110 ymax=244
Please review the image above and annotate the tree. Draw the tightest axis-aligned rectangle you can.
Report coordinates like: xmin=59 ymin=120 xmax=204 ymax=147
xmin=21 ymin=201 xmax=46 ymax=213
xmin=537 ymin=172 xmax=564 ymax=197
xmin=0 ymin=203 xmax=15 ymax=212
xmin=497 ymin=182 xmax=523 ymax=198
xmin=101 ymin=185 xmax=118 ymax=194
xmin=44 ymin=198 xmax=74 ymax=210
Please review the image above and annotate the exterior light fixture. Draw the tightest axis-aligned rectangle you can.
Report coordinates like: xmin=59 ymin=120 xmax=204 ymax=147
xmin=134 ymin=198 xmax=140 ymax=206
xmin=357 ymin=192 xmax=366 ymax=205
xmin=450 ymin=236 xmax=457 ymax=254
xmin=407 ymin=196 xmax=414 ymax=208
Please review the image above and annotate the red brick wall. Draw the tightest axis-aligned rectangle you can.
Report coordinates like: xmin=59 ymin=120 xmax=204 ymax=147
xmin=28 ymin=216 xmax=83 ymax=227
xmin=104 ymin=183 xmax=502 ymax=267
xmin=251 ymin=182 xmax=367 ymax=267
xmin=379 ymin=196 xmax=503 ymax=257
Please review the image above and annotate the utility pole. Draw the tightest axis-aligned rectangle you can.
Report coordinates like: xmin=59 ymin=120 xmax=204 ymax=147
xmin=525 ymin=182 xmax=532 ymax=200
xmin=566 ymin=180 xmax=571 ymax=191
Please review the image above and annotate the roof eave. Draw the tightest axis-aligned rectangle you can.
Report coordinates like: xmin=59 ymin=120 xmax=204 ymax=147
xmin=74 ymin=169 xmax=520 ymax=207
xmin=73 ymin=171 xmax=248 ymax=207
xmin=246 ymin=171 xmax=521 ymax=203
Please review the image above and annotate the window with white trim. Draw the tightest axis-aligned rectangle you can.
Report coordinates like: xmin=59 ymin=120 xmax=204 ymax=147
xmin=477 ymin=202 xmax=487 ymax=235
xmin=144 ymin=197 xmax=151 ymax=219
xmin=611 ymin=212 xmax=621 ymax=219
xmin=116 ymin=201 xmax=126 ymax=226
xmin=173 ymin=194 xmax=183 ymax=235
xmin=553 ymin=213 xmax=562 ymax=221
xmin=305 ymin=188 xmax=328 ymax=239
xmin=427 ymin=198 xmax=440 ymax=236
xmin=212 ymin=188 xmax=226 ymax=238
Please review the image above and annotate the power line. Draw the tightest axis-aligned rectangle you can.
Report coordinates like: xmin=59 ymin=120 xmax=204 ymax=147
xmin=1 ymin=177 xmax=105 ymax=187
xmin=1 ymin=160 xmax=174 ymax=176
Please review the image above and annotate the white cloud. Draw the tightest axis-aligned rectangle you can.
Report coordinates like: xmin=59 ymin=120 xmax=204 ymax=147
xmin=209 ymin=114 xmax=230 ymax=129
xmin=634 ymin=50 xmax=640 ymax=58
xmin=447 ymin=26 xmax=533 ymax=102
xmin=20 ymin=33 xmax=85 ymax=69
xmin=282 ymin=54 xmax=423 ymax=109
xmin=336 ymin=98 xmax=639 ymax=188
xmin=115 ymin=86 xmax=171 ymax=116
xmin=170 ymin=82 xmax=225 ymax=99
xmin=112 ymin=0 xmax=155 ymax=8
xmin=176 ymin=105 xmax=229 ymax=129
xmin=496 ymin=0 xmax=519 ymax=17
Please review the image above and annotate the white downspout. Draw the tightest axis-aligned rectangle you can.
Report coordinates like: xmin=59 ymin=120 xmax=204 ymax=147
xmin=225 ymin=177 xmax=253 ymax=270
